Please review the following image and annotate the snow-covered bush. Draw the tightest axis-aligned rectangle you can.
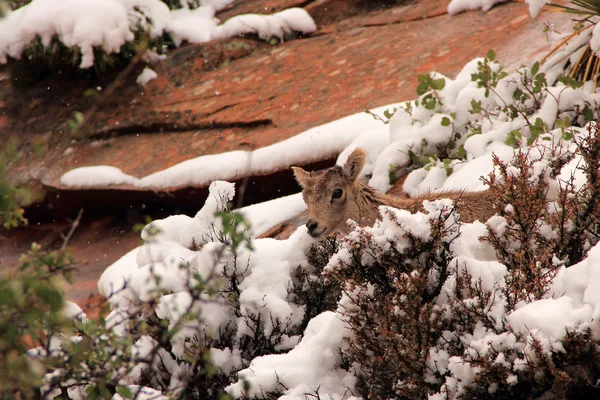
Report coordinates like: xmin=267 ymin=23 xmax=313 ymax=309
xmin=324 ymin=121 xmax=600 ymax=399
xmin=367 ymin=47 xmax=600 ymax=195
xmin=325 ymin=202 xmax=462 ymax=398
xmin=2 ymin=180 xmax=346 ymax=398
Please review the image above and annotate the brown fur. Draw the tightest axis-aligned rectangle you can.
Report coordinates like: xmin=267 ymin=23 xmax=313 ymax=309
xmin=292 ymin=148 xmax=498 ymax=239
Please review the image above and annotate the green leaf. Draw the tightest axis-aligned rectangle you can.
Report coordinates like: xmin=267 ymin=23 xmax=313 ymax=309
xmin=434 ymin=78 xmax=446 ymax=90
xmin=74 ymin=111 xmax=84 ymax=124
xmin=416 ymin=81 xmax=429 ymax=96
xmin=562 ymin=129 xmax=574 ymax=141
xmin=383 ymin=108 xmax=397 ymax=120
xmin=582 ymin=105 xmax=594 ymax=121
xmin=531 ymin=61 xmax=539 ymax=76
xmin=440 ymin=116 xmax=451 ymax=127
xmin=557 ymin=74 xmax=584 ymax=89
xmin=469 ymin=99 xmax=482 ymax=114
xmin=486 ymin=49 xmax=496 ymax=61
xmin=84 ymin=88 xmax=98 ymax=97
xmin=116 ymin=386 xmax=133 ymax=399
xmin=505 ymin=129 xmax=522 ymax=146
xmin=513 ymin=88 xmax=524 ymax=101
xmin=422 ymin=95 xmax=437 ymax=110
xmin=556 ymin=117 xmax=571 ymax=129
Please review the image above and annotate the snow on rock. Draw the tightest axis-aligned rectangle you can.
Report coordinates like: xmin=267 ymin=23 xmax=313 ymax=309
xmin=139 ymin=151 xmax=250 ymax=188
xmin=238 ymin=192 xmax=306 ymax=237
xmin=274 ymin=7 xmax=319 ymax=35
xmin=212 ymin=8 xmax=316 ymax=42
xmin=168 ymin=4 xmax=316 ymax=46
xmin=447 ymin=0 xmax=509 ymax=15
xmin=250 ymin=104 xmax=399 ymax=175
xmin=226 ymin=311 xmax=356 ymax=399
xmin=136 ymin=67 xmax=158 ymax=85
xmin=167 ymin=5 xmax=218 ymax=46
xmin=60 ymin=166 xmax=137 ymax=187
xmin=61 ymin=104 xmax=398 ymax=189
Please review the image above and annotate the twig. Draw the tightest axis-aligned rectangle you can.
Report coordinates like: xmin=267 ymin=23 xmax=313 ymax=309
xmin=60 ymin=209 xmax=84 ymax=251
xmin=363 ymin=107 xmax=388 ymax=124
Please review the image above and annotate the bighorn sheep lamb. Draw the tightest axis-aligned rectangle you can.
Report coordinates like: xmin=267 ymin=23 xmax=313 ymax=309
xmin=292 ymin=147 xmax=498 ymax=239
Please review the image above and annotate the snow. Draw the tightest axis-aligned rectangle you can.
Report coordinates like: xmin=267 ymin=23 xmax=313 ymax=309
xmin=591 ymin=23 xmax=600 ymax=58
xmin=60 ymin=104 xmax=400 ymax=189
xmin=225 ymin=311 xmax=356 ymax=399
xmin=113 ymin=386 xmax=169 ymax=400
xmin=60 ymin=166 xmax=137 ymax=187
xmin=0 ymin=0 xmax=316 ymax=69
xmin=167 ymin=5 xmax=219 ymax=46
xmin=210 ymin=348 xmax=243 ymax=375
xmin=140 ymin=180 xmax=235 ymax=247
xmin=447 ymin=0 xmax=509 ymax=15
xmin=97 ymin=247 xmax=139 ymax=308
xmin=525 ymin=0 xmax=552 ymax=18
xmin=212 ymin=8 xmax=317 ymax=42
xmin=0 ymin=0 xmax=140 ymax=68
xmin=508 ymin=296 xmax=593 ymax=342
xmin=238 ymin=193 xmax=306 ymax=237
xmin=62 ymin=301 xmax=88 ymax=323
xmin=136 ymin=67 xmax=158 ymax=86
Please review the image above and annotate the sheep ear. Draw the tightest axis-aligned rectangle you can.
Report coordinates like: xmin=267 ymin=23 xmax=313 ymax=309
xmin=342 ymin=148 xmax=366 ymax=181
xmin=292 ymin=167 xmax=312 ymax=189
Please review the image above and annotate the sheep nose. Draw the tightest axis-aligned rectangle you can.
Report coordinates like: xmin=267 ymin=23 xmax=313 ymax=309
xmin=307 ymin=220 xmax=319 ymax=234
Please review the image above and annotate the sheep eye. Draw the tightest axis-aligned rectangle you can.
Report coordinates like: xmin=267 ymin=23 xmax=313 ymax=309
xmin=332 ymin=188 xmax=343 ymax=199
